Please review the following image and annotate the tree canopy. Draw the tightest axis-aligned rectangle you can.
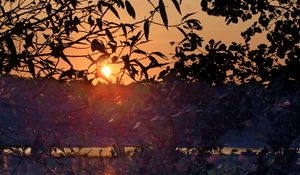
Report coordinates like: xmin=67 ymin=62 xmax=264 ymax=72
xmin=1 ymin=0 xmax=299 ymax=85
xmin=0 ymin=0 xmax=182 ymax=83
xmin=160 ymin=0 xmax=299 ymax=86
xmin=1 ymin=1 xmax=300 ymax=174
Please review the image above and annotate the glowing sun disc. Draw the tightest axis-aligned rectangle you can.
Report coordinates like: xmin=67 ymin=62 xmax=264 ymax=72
xmin=101 ymin=66 xmax=112 ymax=77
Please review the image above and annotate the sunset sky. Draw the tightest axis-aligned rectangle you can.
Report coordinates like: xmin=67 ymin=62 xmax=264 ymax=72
xmin=2 ymin=0 xmax=267 ymax=84
xmin=96 ymin=0 xmax=266 ymax=84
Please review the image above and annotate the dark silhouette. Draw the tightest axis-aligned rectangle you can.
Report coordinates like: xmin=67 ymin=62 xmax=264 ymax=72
xmin=160 ymin=0 xmax=299 ymax=86
xmin=1 ymin=0 xmax=300 ymax=174
xmin=0 ymin=0 xmax=181 ymax=82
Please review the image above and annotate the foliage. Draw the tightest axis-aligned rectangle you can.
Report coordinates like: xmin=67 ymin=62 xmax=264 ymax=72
xmin=2 ymin=0 xmax=299 ymax=85
xmin=1 ymin=0 xmax=300 ymax=174
xmin=160 ymin=0 xmax=300 ymax=86
xmin=1 ymin=76 xmax=300 ymax=174
xmin=0 ymin=0 xmax=186 ymax=82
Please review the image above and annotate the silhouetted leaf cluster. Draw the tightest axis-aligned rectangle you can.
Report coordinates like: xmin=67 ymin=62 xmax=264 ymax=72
xmin=0 ymin=0 xmax=183 ymax=82
xmin=161 ymin=0 xmax=299 ymax=86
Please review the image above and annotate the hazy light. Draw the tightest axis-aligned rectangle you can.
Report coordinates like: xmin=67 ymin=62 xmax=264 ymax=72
xmin=101 ymin=66 xmax=112 ymax=77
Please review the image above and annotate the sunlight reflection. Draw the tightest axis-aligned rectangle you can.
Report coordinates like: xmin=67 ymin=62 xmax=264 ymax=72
xmin=2 ymin=146 xmax=140 ymax=158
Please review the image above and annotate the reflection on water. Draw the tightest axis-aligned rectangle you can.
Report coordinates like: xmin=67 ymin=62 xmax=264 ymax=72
xmin=5 ymin=146 xmax=298 ymax=158
xmin=179 ymin=147 xmax=263 ymax=155
xmin=2 ymin=146 xmax=140 ymax=158
xmin=178 ymin=147 xmax=300 ymax=155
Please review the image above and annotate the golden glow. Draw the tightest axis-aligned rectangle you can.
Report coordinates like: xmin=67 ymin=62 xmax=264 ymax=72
xmin=2 ymin=147 xmax=141 ymax=157
xmin=101 ymin=66 xmax=112 ymax=78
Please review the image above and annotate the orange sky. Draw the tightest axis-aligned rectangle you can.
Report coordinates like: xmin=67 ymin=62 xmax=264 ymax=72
xmin=3 ymin=0 xmax=267 ymax=84
xmin=100 ymin=0 xmax=266 ymax=84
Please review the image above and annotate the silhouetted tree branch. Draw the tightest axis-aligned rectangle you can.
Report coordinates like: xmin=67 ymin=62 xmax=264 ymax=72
xmin=0 ymin=0 xmax=185 ymax=82
xmin=161 ymin=0 xmax=299 ymax=86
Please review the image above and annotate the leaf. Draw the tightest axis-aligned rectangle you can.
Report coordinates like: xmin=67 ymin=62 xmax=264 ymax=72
xmin=109 ymin=5 xmax=120 ymax=19
xmin=43 ymin=33 xmax=50 ymax=39
xmin=171 ymin=0 xmax=181 ymax=14
xmin=177 ymin=27 xmax=189 ymax=41
xmin=108 ymin=41 xmax=117 ymax=53
xmin=144 ymin=20 xmax=150 ymax=41
xmin=88 ymin=16 xmax=94 ymax=26
xmin=73 ymin=26 xmax=79 ymax=33
xmin=186 ymin=19 xmax=202 ymax=30
xmin=201 ymin=0 xmax=208 ymax=11
xmin=129 ymin=64 xmax=138 ymax=79
xmin=129 ymin=31 xmax=141 ymax=48
xmin=125 ymin=0 xmax=136 ymax=19
xmin=159 ymin=0 xmax=168 ymax=29
xmin=97 ymin=1 xmax=102 ymax=13
xmin=105 ymin=28 xmax=114 ymax=41
xmin=91 ymin=39 xmax=106 ymax=53
xmin=258 ymin=44 xmax=267 ymax=49
xmin=27 ymin=59 xmax=35 ymax=77
xmin=132 ymin=49 xmax=147 ymax=55
xmin=61 ymin=53 xmax=73 ymax=66
xmin=5 ymin=36 xmax=16 ymax=55
xmin=112 ymin=56 xmax=118 ymax=63
xmin=0 ymin=5 xmax=5 ymax=15
xmin=132 ymin=60 xmax=148 ymax=79
xmin=115 ymin=0 xmax=125 ymax=8
xmin=4 ymin=63 xmax=13 ymax=73
xmin=126 ymin=23 xmax=135 ymax=32
xmin=218 ymin=43 xmax=226 ymax=51
xmin=59 ymin=69 xmax=74 ymax=80
xmin=96 ymin=18 xmax=102 ymax=30
xmin=65 ymin=21 xmax=70 ymax=36
xmin=107 ymin=4 xmax=120 ymax=19
xmin=148 ymin=55 xmax=159 ymax=66
xmin=122 ymin=55 xmax=130 ymax=71
xmin=120 ymin=23 xmax=127 ymax=38
xmin=99 ymin=1 xmax=120 ymax=18
xmin=25 ymin=33 xmax=34 ymax=48
xmin=50 ymin=43 xmax=59 ymax=58
xmin=181 ymin=12 xmax=196 ymax=22
xmin=73 ymin=16 xmax=80 ymax=25
xmin=70 ymin=0 xmax=77 ymax=9
xmin=151 ymin=52 xmax=166 ymax=59
xmin=46 ymin=3 xmax=52 ymax=15
xmin=232 ymin=17 xmax=238 ymax=24
xmin=158 ymin=69 xmax=169 ymax=79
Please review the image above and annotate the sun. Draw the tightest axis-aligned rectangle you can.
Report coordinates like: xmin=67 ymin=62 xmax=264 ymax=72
xmin=101 ymin=65 xmax=112 ymax=78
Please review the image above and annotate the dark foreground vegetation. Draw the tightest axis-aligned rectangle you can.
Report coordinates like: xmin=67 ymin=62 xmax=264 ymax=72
xmin=0 ymin=76 xmax=300 ymax=174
